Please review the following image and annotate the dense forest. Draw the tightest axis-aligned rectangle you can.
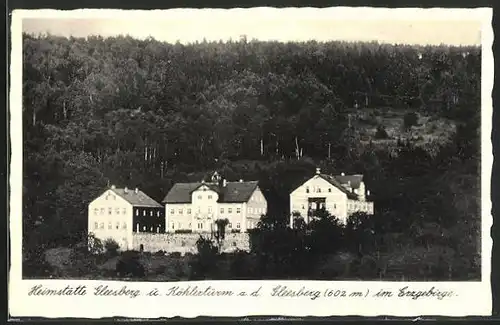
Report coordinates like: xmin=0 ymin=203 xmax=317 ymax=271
xmin=22 ymin=33 xmax=481 ymax=279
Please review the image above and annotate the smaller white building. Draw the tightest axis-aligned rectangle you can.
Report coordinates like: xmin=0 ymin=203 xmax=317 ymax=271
xmin=88 ymin=185 xmax=164 ymax=250
xmin=289 ymin=168 xmax=374 ymax=226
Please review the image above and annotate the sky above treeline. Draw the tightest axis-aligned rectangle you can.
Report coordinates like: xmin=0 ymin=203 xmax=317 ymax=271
xmin=21 ymin=9 xmax=482 ymax=46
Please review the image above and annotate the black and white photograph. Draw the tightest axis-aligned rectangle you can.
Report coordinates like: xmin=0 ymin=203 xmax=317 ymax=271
xmin=9 ymin=7 xmax=493 ymax=318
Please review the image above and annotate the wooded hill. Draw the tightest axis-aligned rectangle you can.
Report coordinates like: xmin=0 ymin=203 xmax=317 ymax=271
xmin=22 ymin=34 xmax=480 ymax=279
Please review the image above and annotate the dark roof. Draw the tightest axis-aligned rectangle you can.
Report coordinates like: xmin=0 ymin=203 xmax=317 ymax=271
xmin=162 ymin=181 xmax=260 ymax=204
xmin=318 ymin=174 xmax=359 ymax=200
xmin=334 ymin=174 xmax=364 ymax=189
xmin=110 ymin=188 xmax=162 ymax=208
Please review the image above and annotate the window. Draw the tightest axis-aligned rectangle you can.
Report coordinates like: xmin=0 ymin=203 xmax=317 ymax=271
xmin=99 ymin=222 xmax=104 ymax=229
xmin=100 ymin=208 xmax=105 ymax=215
xmin=178 ymin=223 xmax=182 ymax=229
xmin=328 ymin=188 xmax=332 ymax=193
xmin=171 ymin=223 xmax=175 ymax=230
xmin=248 ymin=207 xmax=252 ymax=214
xmin=208 ymin=207 xmax=212 ymax=213
xmin=123 ymin=208 xmax=126 ymax=214
xmin=208 ymin=195 xmax=212 ymax=199
xmin=301 ymin=205 xmax=305 ymax=209
xmin=317 ymin=187 xmax=321 ymax=193
xmin=143 ymin=210 xmax=146 ymax=216
xmin=94 ymin=222 xmax=98 ymax=229
xmin=187 ymin=208 xmax=191 ymax=214
xmin=334 ymin=204 xmax=337 ymax=209
xmin=179 ymin=209 xmax=183 ymax=214
xmin=157 ymin=211 xmax=160 ymax=217
xmin=198 ymin=223 xmax=203 ymax=229
xmin=189 ymin=223 xmax=192 ymax=228
xmin=170 ymin=209 xmax=174 ymax=214
xmin=198 ymin=195 xmax=202 ymax=200
xmin=228 ymin=223 xmax=232 ymax=228
xmin=220 ymin=208 xmax=224 ymax=213
xmin=116 ymin=222 xmax=120 ymax=229
xmin=143 ymin=226 xmax=146 ymax=231
xmin=236 ymin=222 xmax=241 ymax=229
xmin=150 ymin=211 xmax=153 ymax=216
xmin=108 ymin=208 xmax=112 ymax=215
xmin=228 ymin=208 xmax=232 ymax=213
xmin=116 ymin=208 xmax=120 ymax=215
xmin=236 ymin=208 xmax=241 ymax=213
xmin=94 ymin=208 xmax=99 ymax=215
xmin=136 ymin=210 xmax=139 ymax=216
xmin=306 ymin=186 xmax=310 ymax=193
xmin=123 ymin=222 xmax=127 ymax=229
xmin=108 ymin=222 xmax=112 ymax=229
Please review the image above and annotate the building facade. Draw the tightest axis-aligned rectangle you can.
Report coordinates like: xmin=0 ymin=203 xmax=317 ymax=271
xmin=88 ymin=186 xmax=164 ymax=250
xmin=162 ymin=173 xmax=267 ymax=233
xmin=289 ymin=168 xmax=374 ymax=226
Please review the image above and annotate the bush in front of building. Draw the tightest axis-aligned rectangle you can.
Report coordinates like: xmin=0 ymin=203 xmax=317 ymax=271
xmin=104 ymin=238 xmax=120 ymax=256
xmin=189 ymin=236 xmax=219 ymax=280
xmin=116 ymin=251 xmax=145 ymax=278
xmin=174 ymin=229 xmax=193 ymax=234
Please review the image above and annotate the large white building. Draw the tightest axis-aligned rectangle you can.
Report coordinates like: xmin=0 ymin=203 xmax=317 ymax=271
xmin=162 ymin=172 xmax=268 ymax=233
xmin=289 ymin=168 xmax=374 ymax=226
xmin=88 ymin=185 xmax=164 ymax=250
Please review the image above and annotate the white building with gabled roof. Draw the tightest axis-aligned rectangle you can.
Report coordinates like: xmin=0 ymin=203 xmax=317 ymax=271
xmin=289 ymin=168 xmax=374 ymax=226
xmin=162 ymin=172 xmax=267 ymax=233
xmin=88 ymin=185 xmax=164 ymax=250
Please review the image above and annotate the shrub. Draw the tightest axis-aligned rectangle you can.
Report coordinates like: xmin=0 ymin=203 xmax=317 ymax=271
xmin=116 ymin=251 xmax=145 ymax=278
xmin=104 ymin=238 xmax=120 ymax=256
xmin=154 ymin=250 xmax=166 ymax=256
xmin=169 ymin=252 xmax=182 ymax=258
xmin=375 ymin=125 xmax=389 ymax=139
xmin=175 ymin=229 xmax=193 ymax=234
xmin=87 ymin=233 xmax=104 ymax=255
xmin=189 ymin=236 xmax=219 ymax=279
xmin=231 ymin=229 xmax=241 ymax=233
xmin=403 ymin=112 xmax=419 ymax=129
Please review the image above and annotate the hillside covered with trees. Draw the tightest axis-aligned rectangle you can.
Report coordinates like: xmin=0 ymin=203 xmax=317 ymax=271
xmin=22 ymin=33 xmax=481 ymax=280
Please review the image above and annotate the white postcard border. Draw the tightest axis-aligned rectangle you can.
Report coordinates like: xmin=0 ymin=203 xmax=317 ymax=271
xmin=9 ymin=7 xmax=494 ymax=318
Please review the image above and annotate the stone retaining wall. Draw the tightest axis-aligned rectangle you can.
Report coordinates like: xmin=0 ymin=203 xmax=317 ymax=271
xmin=131 ymin=233 xmax=250 ymax=254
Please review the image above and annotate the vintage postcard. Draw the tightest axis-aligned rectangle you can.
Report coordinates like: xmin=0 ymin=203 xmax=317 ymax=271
xmin=9 ymin=7 xmax=493 ymax=318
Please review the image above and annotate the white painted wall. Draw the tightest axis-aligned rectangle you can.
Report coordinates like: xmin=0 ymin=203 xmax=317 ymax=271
xmin=88 ymin=190 xmax=133 ymax=250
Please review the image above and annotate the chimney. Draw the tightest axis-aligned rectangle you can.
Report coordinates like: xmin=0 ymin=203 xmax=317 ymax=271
xmin=239 ymin=179 xmax=243 ymax=183
xmin=111 ymin=185 xmax=116 ymax=189
xmin=124 ymin=187 xmax=128 ymax=193
xmin=222 ymin=179 xmax=227 ymax=187
xmin=316 ymin=167 xmax=321 ymax=175
xmin=135 ymin=187 xmax=139 ymax=194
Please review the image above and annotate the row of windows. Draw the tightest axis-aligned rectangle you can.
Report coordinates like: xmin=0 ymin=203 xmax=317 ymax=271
xmin=196 ymin=194 xmax=214 ymax=200
xmin=94 ymin=222 xmax=127 ymax=230
xmin=93 ymin=208 xmax=161 ymax=217
xmin=171 ymin=222 xmax=241 ymax=230
xmin=348 ymin=202 xmax=372 ymax=211
xmin=170 ymin=207 xmax=244 ymax=215
xmin=305 ymin=186 xmax=333 ymax=194
xmin=301 ymin=203 xmax=337 ymax=210
xmin=94 ymin=207 xmax=127 ymax=216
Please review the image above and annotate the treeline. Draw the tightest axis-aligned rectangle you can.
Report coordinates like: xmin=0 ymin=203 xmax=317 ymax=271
xmin=22 ymin=34 xmax=480 ymax=273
